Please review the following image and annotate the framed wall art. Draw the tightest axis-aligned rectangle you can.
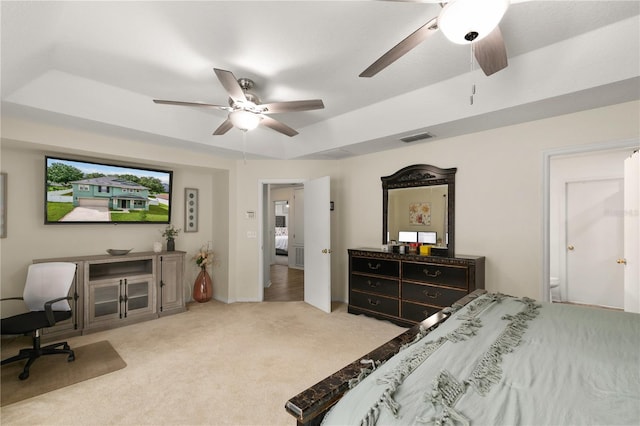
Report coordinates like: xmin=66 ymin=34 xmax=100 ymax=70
xmin=409 ymin=202 xmax=431 ymax=225
xmin=184 ymin=188 xmax=198 ymax=232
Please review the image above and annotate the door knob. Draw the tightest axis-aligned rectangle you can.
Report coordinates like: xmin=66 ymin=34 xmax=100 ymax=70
xmin=567 ymin=245 xmax=574 ymax=251
xmin=617 ymin=258 xmax=627 ymax=265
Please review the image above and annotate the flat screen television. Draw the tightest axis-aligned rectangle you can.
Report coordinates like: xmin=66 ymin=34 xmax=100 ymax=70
xmin=418 ymin=231 xmax=437 ymax=244
xmin=45 ymin=156 xmax=172 ymax=224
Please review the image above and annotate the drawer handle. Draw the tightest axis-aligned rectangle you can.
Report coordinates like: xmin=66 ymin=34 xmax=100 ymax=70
xmin=423 ymin=268 xmax=442 ymax=278
xmin=367 ymin=280 xmax=381 ymax=288
xmin=367 ymin=262 xmax=381 ymax=270
xmin=422 ymin=289 xmax=441 ymax=299
xmin=367 ymin=298 xmax=380 ymax=307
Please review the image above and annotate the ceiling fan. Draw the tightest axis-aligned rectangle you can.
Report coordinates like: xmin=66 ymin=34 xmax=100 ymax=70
xmin=154 ymin=68 xmax=325 ymax=137
xmin=360 ymin=0 xmax=528 ymax=78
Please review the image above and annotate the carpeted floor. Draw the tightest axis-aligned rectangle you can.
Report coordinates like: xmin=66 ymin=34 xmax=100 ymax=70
xmin=0 ymin=300 xmax=404 ymax=425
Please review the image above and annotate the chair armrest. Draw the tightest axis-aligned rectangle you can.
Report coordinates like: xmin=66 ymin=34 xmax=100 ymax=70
xmin=0 ymin=297 xmax=24 ymax=302
xmin=44 ymin=296 xmax=73 ymax=326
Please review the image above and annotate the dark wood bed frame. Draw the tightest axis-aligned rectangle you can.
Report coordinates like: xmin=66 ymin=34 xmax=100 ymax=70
xmin=285 ymin=289 xmax=487 ymax=425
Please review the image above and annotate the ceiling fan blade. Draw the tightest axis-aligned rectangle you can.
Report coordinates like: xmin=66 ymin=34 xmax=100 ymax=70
xmin=260 ymin=116 xmax=298 ymax=137
xmin=153 ymin=99 xmax=230 ymax=110
xmin=213 ymin=68 xmax=247 ymax=102
xmin=213 ymin=118 xmax=234 ymax=135
xmin=360 ymin=17 xmax=438 ymax=78
xmin=473 ymin=26 xmax=508 ymax=76
xmin=260 ymin=99 xmax=325 ymax=114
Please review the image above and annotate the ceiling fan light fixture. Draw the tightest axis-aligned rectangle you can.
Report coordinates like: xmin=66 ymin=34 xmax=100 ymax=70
xmin=229 ymin=110 xmax=262 ymax=131
xmin=439 ymin=0 xmax=510 ymax=45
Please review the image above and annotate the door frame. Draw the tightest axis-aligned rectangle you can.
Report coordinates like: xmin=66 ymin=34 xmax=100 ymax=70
xmin=542 ymin=139 xmax=639 ymax=302
xmin=257 ymin=178 xmax=304 ymax=302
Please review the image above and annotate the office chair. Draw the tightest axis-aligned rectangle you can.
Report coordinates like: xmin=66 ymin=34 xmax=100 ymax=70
xmin=1 ymin=262 xmax=77 ymax=380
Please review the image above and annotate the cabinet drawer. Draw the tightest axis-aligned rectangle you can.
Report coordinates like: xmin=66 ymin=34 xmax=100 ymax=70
xmin=402 ymin=282 xmax=466 ymax=307
xmin=402 ymin=262 xmax=468 ymax=288
xmin=351 ymin=275 xmax=399 ymax=298
xmin=350 ymin=291 xmax=399 ymax=317
xmin=352 ymin=256 xmax=399 ymax=277
xmin=401 ymin=301 xmax=441 ymax=323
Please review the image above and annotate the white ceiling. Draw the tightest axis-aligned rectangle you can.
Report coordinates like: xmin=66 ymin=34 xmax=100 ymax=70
xmin=2 ymin=1 xmax=639 ymax=160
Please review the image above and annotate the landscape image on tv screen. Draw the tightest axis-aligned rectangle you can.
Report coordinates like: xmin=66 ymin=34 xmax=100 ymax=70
xmin=45 ymin=156 xmax=172 ymax=224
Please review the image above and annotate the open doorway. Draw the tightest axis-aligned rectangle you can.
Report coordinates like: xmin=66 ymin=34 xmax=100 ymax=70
xmin=544 ymin=140 xmax=638 ymax=308
xmin=258 ymin=177 xmax=332 ymax=311
xmin=262 ymin=182 xmax=304 ymax=302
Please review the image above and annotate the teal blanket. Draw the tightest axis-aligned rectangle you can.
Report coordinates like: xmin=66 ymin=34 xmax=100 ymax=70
xmin=322 ymin=294 xmax=640 ymax=426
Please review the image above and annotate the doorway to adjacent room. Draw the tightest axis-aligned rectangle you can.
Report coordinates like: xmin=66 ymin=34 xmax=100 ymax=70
xmin=544 ymin=140 xmax=639 ymax=311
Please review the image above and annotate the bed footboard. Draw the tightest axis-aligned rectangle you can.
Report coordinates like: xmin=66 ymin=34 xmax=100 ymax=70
xmin=285 ymin=290 xmax=486 ymax=425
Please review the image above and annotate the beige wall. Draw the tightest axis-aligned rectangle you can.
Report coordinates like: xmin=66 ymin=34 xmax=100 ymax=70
xmin=339 ymin=101 xmax=639 ymax=300
xmin=0 ymin=117 xmax=235 ymax=314
xmin=229 ymin=160 xmax=342 ymax=301
xmin=1 ymin=100 xmax=639 ymax=310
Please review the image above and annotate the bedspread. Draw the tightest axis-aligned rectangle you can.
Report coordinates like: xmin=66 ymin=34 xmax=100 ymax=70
xmin=322 ymin=293 xmax=640 ymax=426
xmin=276 ymin=235 xmax=288 ymax=252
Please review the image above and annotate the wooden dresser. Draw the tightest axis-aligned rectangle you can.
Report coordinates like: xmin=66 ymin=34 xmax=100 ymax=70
xmin=348 ymin=248 xmax=485 ymax=327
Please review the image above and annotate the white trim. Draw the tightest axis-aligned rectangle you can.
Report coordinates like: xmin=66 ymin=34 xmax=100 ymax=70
xmin=542 ymin=139 xmax=640 ymax=302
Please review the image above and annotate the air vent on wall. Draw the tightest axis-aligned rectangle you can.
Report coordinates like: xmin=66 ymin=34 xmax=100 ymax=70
xmin=400 ymin=132 xmax=435 ymax=143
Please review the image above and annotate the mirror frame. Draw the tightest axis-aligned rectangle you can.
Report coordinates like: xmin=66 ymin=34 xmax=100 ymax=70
xmin=382 ymin=164 xmax=457 ymax=257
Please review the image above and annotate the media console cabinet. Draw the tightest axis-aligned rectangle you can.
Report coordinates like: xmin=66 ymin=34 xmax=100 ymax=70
xmin=34 ymin=251 xmax=186 ymax=340
xmin=348 ymin=248 xmax=485 ymax=327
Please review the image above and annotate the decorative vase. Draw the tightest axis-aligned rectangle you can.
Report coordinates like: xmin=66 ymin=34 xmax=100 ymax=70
xmin=166 ymin=238 xmax=175 ymax=251
xmin=193 ymin=266 xmax=212 ymax=303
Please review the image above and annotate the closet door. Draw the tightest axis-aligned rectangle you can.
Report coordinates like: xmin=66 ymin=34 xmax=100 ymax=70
xmin=566 ymin=178 xmax=624 ymax=308
xmin=623 ymin=152 xmax=639 ymax=313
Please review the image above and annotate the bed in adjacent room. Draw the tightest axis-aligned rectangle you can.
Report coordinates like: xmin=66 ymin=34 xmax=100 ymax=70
xmin=275 ymin=227 xmax=288 ymax=256
xmin=285 ymin=291 xmax=640 ymax=426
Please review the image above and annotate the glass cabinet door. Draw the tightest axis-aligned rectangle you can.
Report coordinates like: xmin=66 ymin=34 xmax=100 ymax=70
xmin=88 ymin=279 xmax=122 ymax=324
xmin=124 ymin=277 xmax=154 ymax=318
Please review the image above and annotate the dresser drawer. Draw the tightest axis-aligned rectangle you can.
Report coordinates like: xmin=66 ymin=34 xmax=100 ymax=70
xmin=402 ymin=282 xmax=466 ymax=307
xmin=402 ymin=262 xmax=468 ymax=288
xmin=350 ymin=291 xmax=399 ymax=317
xmin=401 ymin=301 xmax=441 ymax=323
xmin=352 ymin=257 xmax=399 ymax=277
xmin=351 ymin=275 xmax=399 ymax=298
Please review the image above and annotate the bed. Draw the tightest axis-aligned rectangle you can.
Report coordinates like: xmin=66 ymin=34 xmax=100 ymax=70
xmin=276 ymin=227 xmax=288 ymax=255
xmin=285 ymin=290 xmax=640 ymax=425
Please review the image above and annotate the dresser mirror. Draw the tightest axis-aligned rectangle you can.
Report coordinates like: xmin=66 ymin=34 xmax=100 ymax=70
xmin=382 ymin=164 xmax=456 ymax=257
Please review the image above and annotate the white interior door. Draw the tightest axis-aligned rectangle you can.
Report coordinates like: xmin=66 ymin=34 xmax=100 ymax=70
xmin=566 ymin=178 xmax=624 ymax=308
xmin=303 ymin=176 xmax=331 ymax=313
xmin=624 ymin=151 xmax=640 ymax=313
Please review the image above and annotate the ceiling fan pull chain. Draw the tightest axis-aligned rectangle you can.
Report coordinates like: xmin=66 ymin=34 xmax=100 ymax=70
xmin=244 ymin=131 xmax=249 ymax=164
xmin=470 ymin=42 xmax=476 ymax=105
xmin=242 ymin=129 xmax=247 ymax=165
